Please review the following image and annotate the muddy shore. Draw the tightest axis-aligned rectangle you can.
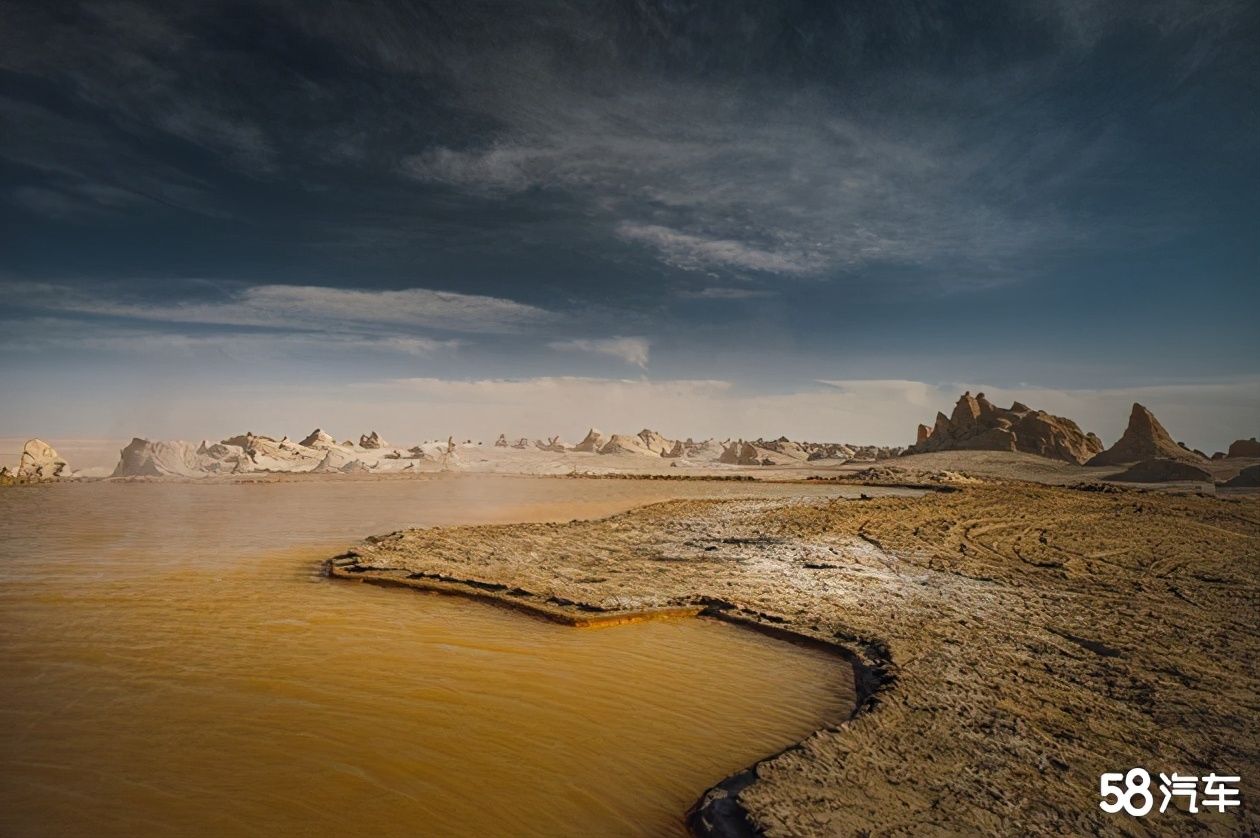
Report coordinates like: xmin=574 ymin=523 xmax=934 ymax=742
xmin=330 ymin=482 xmax=1259 ymax=836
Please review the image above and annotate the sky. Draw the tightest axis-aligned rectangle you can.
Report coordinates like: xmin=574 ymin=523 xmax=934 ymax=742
xmin=1 ymin=0 xmax=1257 ymax=451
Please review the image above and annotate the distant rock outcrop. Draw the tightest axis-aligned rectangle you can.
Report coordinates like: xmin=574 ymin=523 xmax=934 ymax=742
xmin=196 ymin=442 xmax=252 ymax=473
xmin=113 ymin=434 xmax=327 ymax=477
xmin=242 ymin=436 xmax=322 ymax=471
xmin=1227 ymin=438 xmax=1260 ymax=458
xmin=299 ymin=428 xmax=339 ymax=449
xmin=573 ymin=429 xmax=607 ymax=453
xmin=1109 ymin=459 xmax=1212 ymax=483
xmin=908 ymin=392 xmax=1103 ymax=464
xmin=359 ymin=431 xmax=387 ymax=449
xmin=494 ymin=434 xmax=509 ymax=448
xmin=107 ymin=429 xmax=449 ymax=478
xmin=680 ymin=438 xmax=723 ymax=462
xmin=113 ymin=438 xmax=205 ymax=477
xmin=17 ymin=439 xmax=67 ymax=480
xmin=719 ymin=440 xmax=760 ymax=466
xmin=844 ymin=444 xmax=902 ymax=461
xmin=807 ymin=443 xmax=857 ymax=461
xmin=637 ymin=429 xmax=675 ymax=456
xmin=312 ymin=448 xmax=373 ymax=473
xmin=534 ymin=436 xmax=566 ymax=453
xmin=220 ymin=433 xmax=251 ymax=447
xmin=757 ymin=437 xmax=811 ymax=461
xmin=1087 ymin=403 xmax=1205 ymax=466
xmin=1222 ymin=464 xmax=1260 ymax=487
xmin=311 ymin=448 xmax=354 ymax=473
xmin=598 ymin=434 xmax=654 ymax=455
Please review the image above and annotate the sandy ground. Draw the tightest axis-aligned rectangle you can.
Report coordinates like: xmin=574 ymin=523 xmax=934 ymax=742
xmin=331 ymin=481 xmax=1259 ymax=836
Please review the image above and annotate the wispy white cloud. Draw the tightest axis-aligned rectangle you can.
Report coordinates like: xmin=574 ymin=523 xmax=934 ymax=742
xmin=0 ymin=316 xmax=461 ymax=357
xmin=615 ymin=224 xmax=824 ymax=275
xmin=401 ymin=145 xmax=552 ymax=192
xmin=0 ymin=2 xmax=276 ymax=176
xmin=156 ymin=105 xmax=276 ymax=171
xmin=547 ymin=336 xmax=650 ymax=367
xmin=374 ymin=376 xmax=730 ymax=400
xmin=0 ymin=94 xmax=231 ymax=218
xmin=10 ymin=181 xmax=146 ymax=220
xmin=10 ymin=282 xmax=553 ymax=335
xmin=4 ymin=0 xmax=1245 ymax=286
xmin=679 ymin=286 xmax=775 ymax=300
xmin=10 ymin=187 xmax=97 ymax=220
xmin=397 ymin=78 xmax=1090 ymax=281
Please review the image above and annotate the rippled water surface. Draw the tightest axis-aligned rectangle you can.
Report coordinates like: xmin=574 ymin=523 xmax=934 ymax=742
xmin=0 ymin=477 xmax=856 ymax=837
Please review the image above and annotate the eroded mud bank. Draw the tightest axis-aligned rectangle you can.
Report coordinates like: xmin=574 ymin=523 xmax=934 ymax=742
xmin=330 ymin=484 xmax=1259 ymax=836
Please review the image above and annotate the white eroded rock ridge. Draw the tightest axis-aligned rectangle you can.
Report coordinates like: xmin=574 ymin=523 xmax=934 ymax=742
xmin=95 ymin=426 xmax=905 ymax=478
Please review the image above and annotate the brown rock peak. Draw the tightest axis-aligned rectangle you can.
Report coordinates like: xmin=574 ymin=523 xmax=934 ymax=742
xmin=1128 ymin=403 xmax=1165 ymax=436
xmin=974 ymin=392 xmax=998 ymax=418
xmin=1087 ymin=403 xmax=1205 ymax=466
xmin=950 ymin=392 xmax=982 ymax=426
xmin=359 ymin=430 xmax=387 ymax=449
xmin=1226 ymin=437 xmax=1260 ymax=458
xmin=907 ymin=392 xmax=1104 ymax=464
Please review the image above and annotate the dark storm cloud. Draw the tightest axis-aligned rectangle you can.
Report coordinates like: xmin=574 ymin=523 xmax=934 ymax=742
xmin=4 ymin=0 xmax=1254 ymax=284
xmin=0 ymin=0 xmax=1256 ymax=389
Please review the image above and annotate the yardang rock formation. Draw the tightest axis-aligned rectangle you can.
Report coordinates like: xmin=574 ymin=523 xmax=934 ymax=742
xmin=573 ymin=429 xmax=606 ymax=452
xmin=1226 ymin=438 xmax=1260 ymax=458
xmin=359 ymin=431 xmax=387 ymax=449
xmin=909 ymin=392 xmax=1103 ymax=464
xmin=1087 ymin=403 xmax=1206 ymax=466
xmin=299 ymin=428 xmax=340 ymax=449
xmin=597 ymin=434 xmax=654 ymax=456
xmin=18 ymin=439 xmax=67 ymax=480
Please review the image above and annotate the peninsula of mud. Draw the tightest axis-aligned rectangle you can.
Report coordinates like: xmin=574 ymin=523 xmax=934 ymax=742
xmin=331 ymin=482 xmax=1260 ymax=836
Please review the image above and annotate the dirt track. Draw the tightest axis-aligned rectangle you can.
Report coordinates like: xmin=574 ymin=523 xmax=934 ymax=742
xmin=331 ymin=484 xmax=1260 ymax=836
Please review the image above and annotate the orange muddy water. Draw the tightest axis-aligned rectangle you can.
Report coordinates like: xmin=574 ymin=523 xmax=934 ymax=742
xmin=0 ymin=477 xmax=856 ymax=837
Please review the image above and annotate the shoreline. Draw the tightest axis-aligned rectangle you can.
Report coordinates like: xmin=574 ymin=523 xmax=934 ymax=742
xmin=325 ymin=556 xmax=889 ymax=837
xmin=326 ymin=556 xmax=888 ymax=703
xmin=325 ymin=483 xmax=1259 ymax=835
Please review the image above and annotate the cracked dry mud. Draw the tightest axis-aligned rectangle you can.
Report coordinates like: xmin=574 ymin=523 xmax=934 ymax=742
xmin=330 ymin=484 xmax=1259 ymax=836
